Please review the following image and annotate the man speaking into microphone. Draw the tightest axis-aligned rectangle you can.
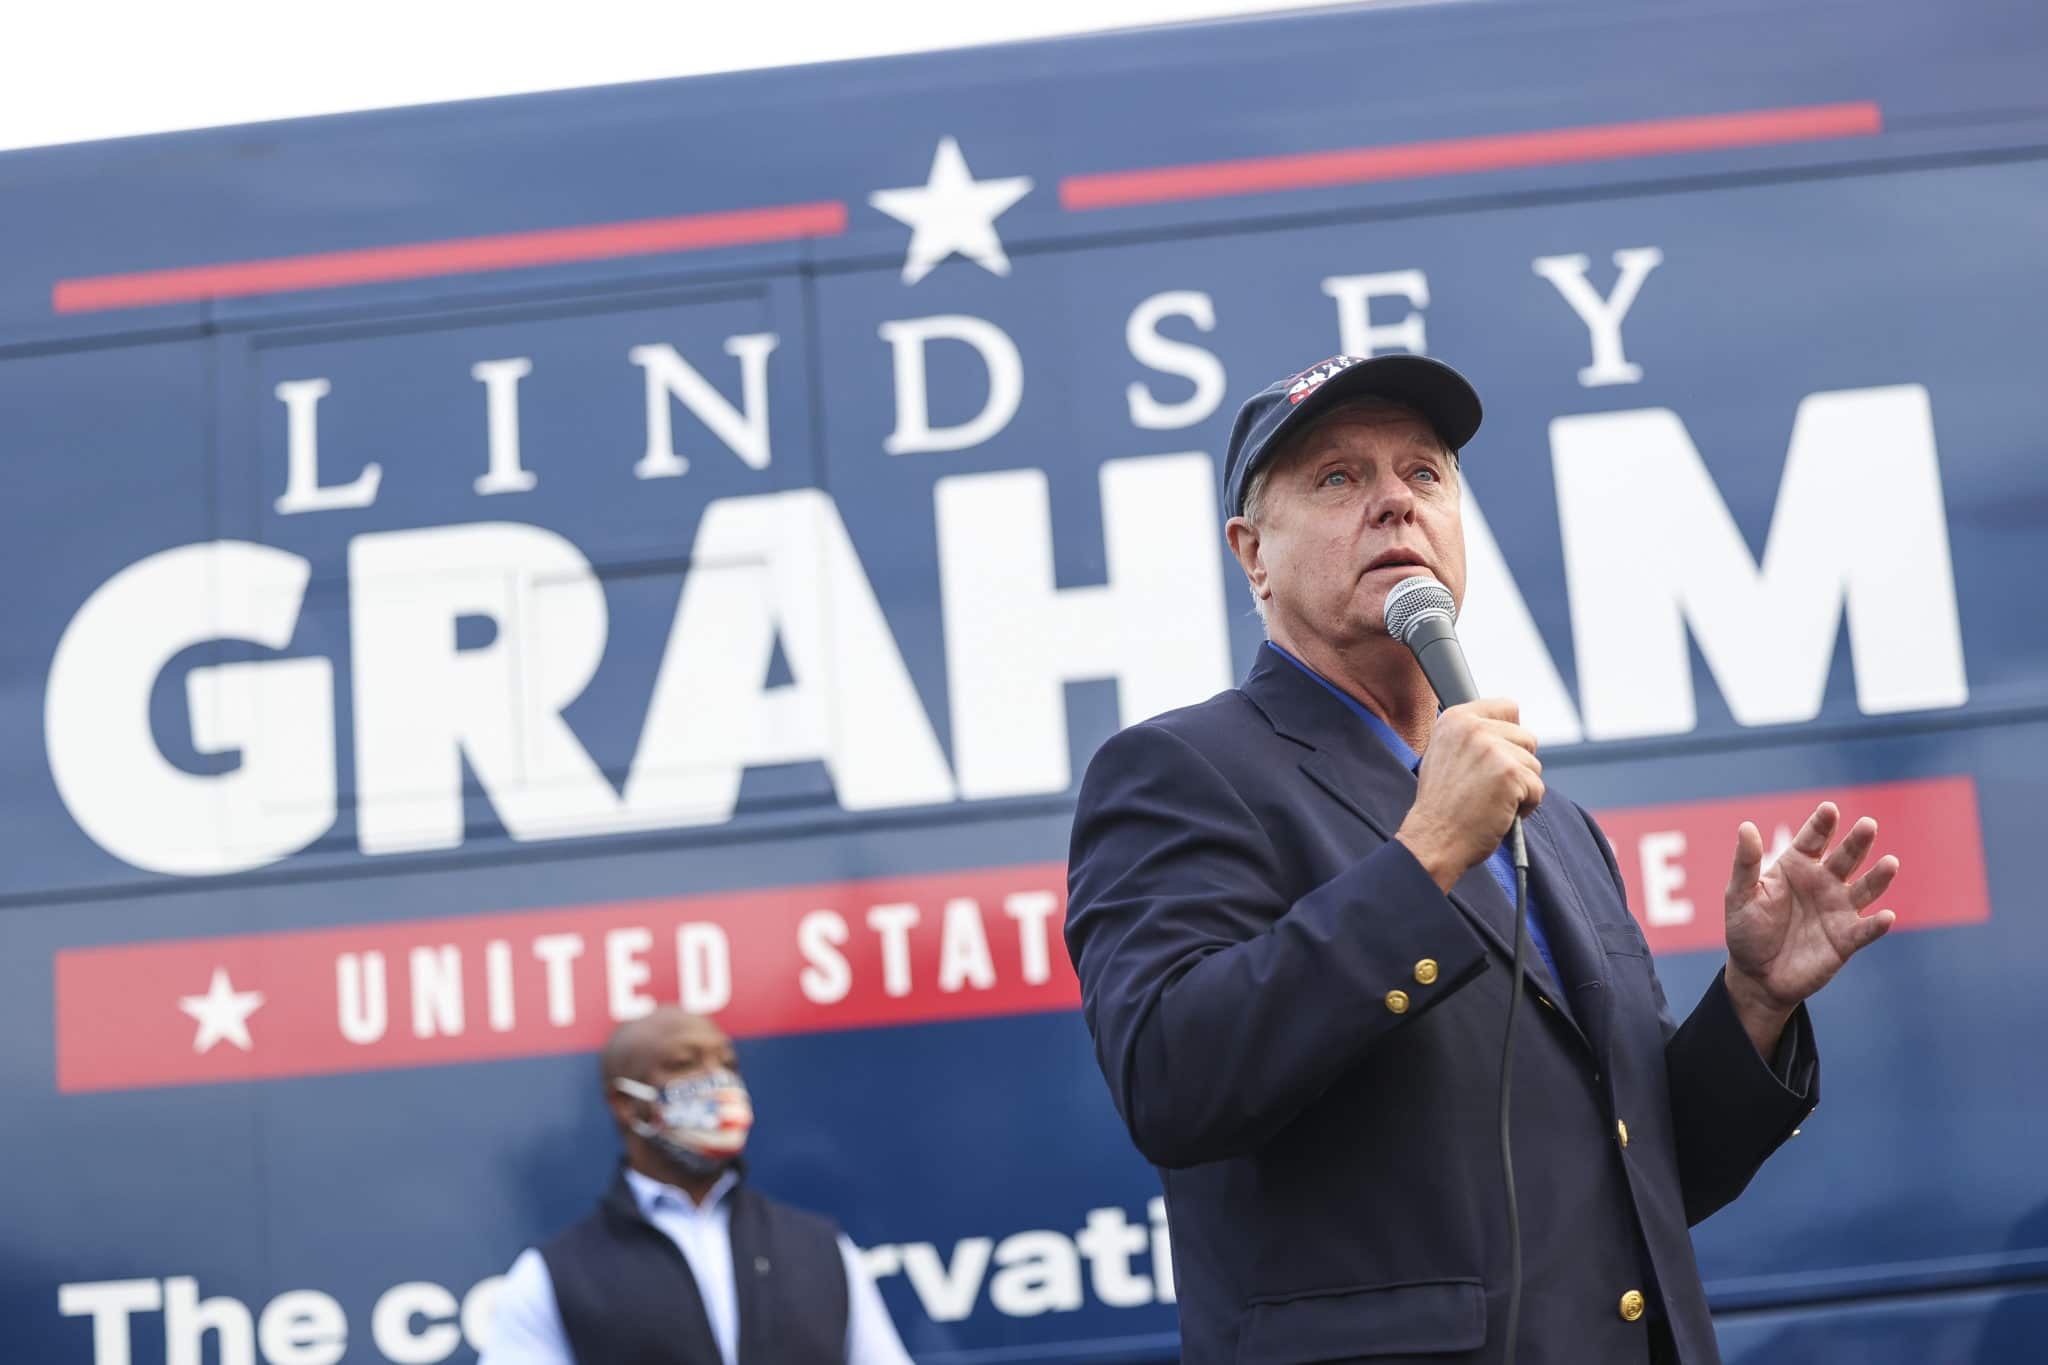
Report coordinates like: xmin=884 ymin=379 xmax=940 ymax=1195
xmin=1063 ymin=354 xmax=1899 ymax=1365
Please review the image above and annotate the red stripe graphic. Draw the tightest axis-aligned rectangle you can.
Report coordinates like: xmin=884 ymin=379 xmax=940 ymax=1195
xmin=51 ymin=775 xmax=1985 ymax=1094
xmin=56 ymin=862 xmax=1075 ymax=1094
xmin=51 ymin=200 xmax=849 ymax=314
xmin=50 ymin=103 xmax=1881 ymax=312
xmin=1060 ymin=102 xmax=1883 ymax=210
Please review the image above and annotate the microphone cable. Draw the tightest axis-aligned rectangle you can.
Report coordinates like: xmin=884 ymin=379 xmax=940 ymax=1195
xmin=1384 ymin=575 xmax=1534 ymax=1364
xmin=1500 ymin=817 xmax=1530 ymax=1365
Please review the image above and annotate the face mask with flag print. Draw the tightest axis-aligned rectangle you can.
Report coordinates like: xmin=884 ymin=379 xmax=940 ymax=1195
xmin=614 ymin=1069 xmax=754 ymax=1178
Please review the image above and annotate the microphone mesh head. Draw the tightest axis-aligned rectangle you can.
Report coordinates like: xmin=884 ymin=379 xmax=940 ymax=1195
xmin=1383 ymin=575 xmax=1456 ymax=645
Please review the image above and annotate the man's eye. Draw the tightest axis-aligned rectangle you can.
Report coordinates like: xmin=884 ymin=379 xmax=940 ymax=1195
xmin=1413 ymin=467 xmax=1439 ymax=483
xmin=1321 ymin=470 xmax=1349 ymax=487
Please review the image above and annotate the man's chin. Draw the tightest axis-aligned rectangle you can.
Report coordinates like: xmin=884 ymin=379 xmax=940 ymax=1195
xmin=1348 ymin=588 xmax=1397 ymax=641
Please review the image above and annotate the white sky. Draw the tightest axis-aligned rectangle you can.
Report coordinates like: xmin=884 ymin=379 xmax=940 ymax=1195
xmin=0 ymin=0 xmax=1341 ymax=155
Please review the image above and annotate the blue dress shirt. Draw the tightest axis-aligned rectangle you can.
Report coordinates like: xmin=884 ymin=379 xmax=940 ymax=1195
xmin=479 ymin=1167 xmax=913 ymax=1365
xmin=1265 ymin=642 xmax=1562 ymax=988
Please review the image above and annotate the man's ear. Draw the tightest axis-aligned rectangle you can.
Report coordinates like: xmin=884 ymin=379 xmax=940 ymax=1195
xmin=1224 ymin=517 xmax=1266 ymax=601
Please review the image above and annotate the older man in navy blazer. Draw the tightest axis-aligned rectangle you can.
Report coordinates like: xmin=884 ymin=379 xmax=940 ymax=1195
xmin=1064 ymin=354 xmax=1900 ymax=1365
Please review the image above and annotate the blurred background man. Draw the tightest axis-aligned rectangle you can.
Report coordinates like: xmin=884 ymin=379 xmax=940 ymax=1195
xmin=481 ymin=1008 xmax=913 ymax=1365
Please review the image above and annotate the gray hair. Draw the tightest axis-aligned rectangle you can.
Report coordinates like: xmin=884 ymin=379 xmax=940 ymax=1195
xmin=1234 ymin=396 xmax=1456 ymax=628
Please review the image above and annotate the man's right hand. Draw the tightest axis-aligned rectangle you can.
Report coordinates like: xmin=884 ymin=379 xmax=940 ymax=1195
xmin=1395 ymin=698 xmax=1543 ymax=892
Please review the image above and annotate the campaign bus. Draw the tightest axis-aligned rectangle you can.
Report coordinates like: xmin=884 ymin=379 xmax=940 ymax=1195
xmin=4 ymin=1 xmax=2044 ymax=1360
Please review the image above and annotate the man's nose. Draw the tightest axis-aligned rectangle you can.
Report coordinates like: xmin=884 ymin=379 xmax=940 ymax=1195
xmin=1368 ymin=473 xmax=1416 ymax=525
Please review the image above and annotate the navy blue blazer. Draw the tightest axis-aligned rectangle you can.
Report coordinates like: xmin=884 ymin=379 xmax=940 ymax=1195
xmin=1066 ymin=647 xmax=1816 ymax=1365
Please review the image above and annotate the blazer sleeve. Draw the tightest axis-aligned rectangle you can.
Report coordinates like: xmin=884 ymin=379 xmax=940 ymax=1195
xmin=1579 ymin=804 xmax=1819 ymax=1225
xmin=1065 ymin=719 xmax=1494 ymax=1169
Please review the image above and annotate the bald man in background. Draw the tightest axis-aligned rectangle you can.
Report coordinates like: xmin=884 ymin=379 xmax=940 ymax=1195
xmin=482 ymin=1008 xmax=913 ymax=1365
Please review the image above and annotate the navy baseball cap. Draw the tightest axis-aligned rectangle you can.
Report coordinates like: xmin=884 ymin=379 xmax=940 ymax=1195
xmin=1221 ymin=354 xmax=1483 ymax=520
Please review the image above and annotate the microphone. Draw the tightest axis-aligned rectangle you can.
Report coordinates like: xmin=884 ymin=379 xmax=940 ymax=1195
xmin=1382 ymin=573 xmax=1521 ymax=869
xmin=1383 ymin=573 xmax=1531 ymax=1365
xmin=1382 ymin=575 xmax=1477 ymax=709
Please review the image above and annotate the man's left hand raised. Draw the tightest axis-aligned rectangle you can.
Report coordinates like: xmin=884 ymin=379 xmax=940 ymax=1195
xmin=1721 ymin=801 xmax=1898 ymax=1057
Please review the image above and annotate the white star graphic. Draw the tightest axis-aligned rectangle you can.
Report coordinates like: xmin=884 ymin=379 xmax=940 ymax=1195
xmin=868 ymin=137 xmax=1034 ymax=285
xmin=178 ymin=967 xmax=265 ymax=1054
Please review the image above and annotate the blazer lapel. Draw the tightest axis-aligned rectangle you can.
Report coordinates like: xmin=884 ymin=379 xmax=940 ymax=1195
xmin=1522 ymin=804 xmax=1613 ymax=1060
xmin=1244 ymin=650 xmax=1589 ymax=1053
xmin=1451 ymin=854 xmax=1572 ymax=1004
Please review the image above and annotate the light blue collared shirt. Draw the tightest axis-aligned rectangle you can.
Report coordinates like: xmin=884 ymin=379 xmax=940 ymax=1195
xmin=479 ymin=1167 xmax=913 ymax=1365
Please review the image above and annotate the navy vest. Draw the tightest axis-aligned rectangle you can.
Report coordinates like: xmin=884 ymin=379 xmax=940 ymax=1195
xmin=540 ymin=1170 xmax=849 ymax=1365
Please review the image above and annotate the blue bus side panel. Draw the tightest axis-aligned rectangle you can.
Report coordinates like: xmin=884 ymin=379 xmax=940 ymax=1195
xmin=5 ymin=4 xmax=2047 ymax=1362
